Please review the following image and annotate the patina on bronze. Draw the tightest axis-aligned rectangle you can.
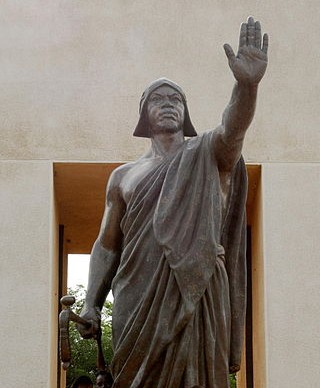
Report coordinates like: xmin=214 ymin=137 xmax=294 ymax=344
xmin=77 ymin=17 xmax=268 ymax=387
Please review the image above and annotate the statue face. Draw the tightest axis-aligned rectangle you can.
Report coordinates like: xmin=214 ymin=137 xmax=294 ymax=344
xmin=147 ymin=85 xmax=185 ymax=136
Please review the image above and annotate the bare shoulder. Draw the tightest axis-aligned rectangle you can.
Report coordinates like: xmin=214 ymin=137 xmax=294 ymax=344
xmin=105 ymin=162 xmax=137 ymax=201
xmin=108 ymin=163 xmax=134 ymax=185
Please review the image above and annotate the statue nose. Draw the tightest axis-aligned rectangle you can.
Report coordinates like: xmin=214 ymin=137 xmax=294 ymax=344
xmin=161 ymin=99 xmax=174 ymax=108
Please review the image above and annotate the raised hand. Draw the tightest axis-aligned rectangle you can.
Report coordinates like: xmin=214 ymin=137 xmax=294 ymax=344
xmin=223 ymin=17 xmax=268 ymax=85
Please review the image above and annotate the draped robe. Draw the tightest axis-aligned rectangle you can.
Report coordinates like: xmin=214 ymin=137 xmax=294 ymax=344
xmin=110 ymin=131 xmax=247 ymax=388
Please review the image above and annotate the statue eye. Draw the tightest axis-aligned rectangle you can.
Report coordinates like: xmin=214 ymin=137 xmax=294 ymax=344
xmin=150 ymin=95 xmax=162 ymax=102
xmin=171 ymin=96 xmax=182 ymax=103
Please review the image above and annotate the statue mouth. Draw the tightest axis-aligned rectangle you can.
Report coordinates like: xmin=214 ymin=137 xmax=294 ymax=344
xmin=159 ymin=110 xmax=178 ymax=119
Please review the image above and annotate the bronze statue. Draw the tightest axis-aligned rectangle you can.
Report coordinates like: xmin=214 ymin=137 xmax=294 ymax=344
xmin=78 ymin=17 xmax=268 ymax=387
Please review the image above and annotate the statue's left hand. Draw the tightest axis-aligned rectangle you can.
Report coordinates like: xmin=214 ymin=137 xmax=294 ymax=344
xmin=223 ymin=17 xmax=268 ymax=85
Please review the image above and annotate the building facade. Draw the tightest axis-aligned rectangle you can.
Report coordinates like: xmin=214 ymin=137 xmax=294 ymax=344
xmin=1 ymin=2 xmax=319 ymax=387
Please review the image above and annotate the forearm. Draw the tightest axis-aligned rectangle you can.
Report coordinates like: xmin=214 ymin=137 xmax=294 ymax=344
xmin=222 ymin=81 xmax=257 ymax=144
xmin=85 ymin=239 xmax=120 ymax=310
xmin=214 ymin=81 xmax=258 ymax=171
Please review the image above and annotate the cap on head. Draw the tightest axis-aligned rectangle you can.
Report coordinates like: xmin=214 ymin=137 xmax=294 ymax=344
xmin=133 ymin=78 xmax=197 ymax=138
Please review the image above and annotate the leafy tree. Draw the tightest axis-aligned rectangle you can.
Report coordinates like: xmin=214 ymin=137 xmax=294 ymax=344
xmin=65 ymin=285 xmax=113 ymax=388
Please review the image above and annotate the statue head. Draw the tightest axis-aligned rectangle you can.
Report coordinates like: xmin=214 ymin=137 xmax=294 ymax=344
xmin=133 ymin=78 xmax=197 ymax=138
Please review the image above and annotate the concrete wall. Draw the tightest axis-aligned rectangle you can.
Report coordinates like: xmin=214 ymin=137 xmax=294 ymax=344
xmin=0 ymin=1 xmax=319 ymax=163
xmin=0 ymin=161 xmax=57 ymax=386
xmin=0 ymin=1 xmax=319 ymax=387
xmin=262 ymin=164 xmax=320 ymax=387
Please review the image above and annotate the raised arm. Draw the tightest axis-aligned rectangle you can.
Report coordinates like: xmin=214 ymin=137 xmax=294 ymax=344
xmin=213 ymin=17 xmax=268 ymax=172
xmin=78 ymin=168 xmax=126 ymax=338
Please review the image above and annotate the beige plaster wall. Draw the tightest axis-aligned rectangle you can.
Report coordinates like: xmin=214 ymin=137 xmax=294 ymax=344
xmin=0 ymin=1 xmax=319 ymax=163
xmin=0 ymin=161 xmax=55 ymax=386
xmin=262 ymin=163 xmax=320 ymax=387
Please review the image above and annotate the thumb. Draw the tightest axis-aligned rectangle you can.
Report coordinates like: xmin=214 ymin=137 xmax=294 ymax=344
xmin=223 ymin=44 xmax=235 ymax=63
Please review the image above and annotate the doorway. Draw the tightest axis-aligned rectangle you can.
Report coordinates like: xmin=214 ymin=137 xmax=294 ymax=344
xmin=54 ymin=162 xmax=265 ymax=388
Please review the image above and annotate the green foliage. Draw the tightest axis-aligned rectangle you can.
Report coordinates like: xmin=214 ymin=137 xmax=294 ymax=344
xmin=230 ymin=373 xmax=237 ymax=387
xmin=66 ymin=285 xmax=113 ymax=388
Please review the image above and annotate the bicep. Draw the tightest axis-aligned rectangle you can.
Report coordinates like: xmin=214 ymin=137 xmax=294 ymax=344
xmin=98 ymin=176 xmax=126 ymax=253
xmin=211 ymin=125 xmax=243 ymax=172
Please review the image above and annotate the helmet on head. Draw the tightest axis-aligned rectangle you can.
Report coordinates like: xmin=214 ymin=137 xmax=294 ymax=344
xmin=133 ymin=78 xmax=197 ymax=138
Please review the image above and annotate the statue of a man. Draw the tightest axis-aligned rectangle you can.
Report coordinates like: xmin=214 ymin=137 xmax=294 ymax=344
xmin=78 ymin=17 xmax=268 ymax=387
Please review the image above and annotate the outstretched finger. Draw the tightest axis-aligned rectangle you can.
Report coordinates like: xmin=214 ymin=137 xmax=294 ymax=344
xmin=223 ymin=44 xmax=236 ymax=64
xmin=255 ymin=21 xmax=261 ymax=49
xmin=247 ymin=16 xmax=255 ymax=46
xmin=262 ymin=33 xmax=269 ymax=54
xmin=239 ymin=23 xmax=247 ymax=49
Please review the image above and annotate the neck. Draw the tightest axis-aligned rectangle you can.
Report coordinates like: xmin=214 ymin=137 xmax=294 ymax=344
xmin=150 ymin=130 xmax=184 ymax=157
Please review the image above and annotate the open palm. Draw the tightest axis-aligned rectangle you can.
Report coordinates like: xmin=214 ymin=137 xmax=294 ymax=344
xmin=224 ymin=17 xmax=268 ymax=85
